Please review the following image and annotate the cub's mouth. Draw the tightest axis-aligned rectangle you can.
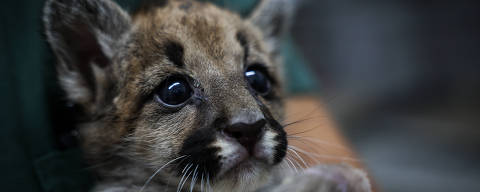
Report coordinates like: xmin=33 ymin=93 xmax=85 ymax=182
xmin=175 ymin=117 xmax=287 ymax=184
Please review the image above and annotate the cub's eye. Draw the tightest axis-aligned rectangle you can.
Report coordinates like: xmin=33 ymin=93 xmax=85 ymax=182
xmin=245 ymin=66 xmax=272 ymax=95
xmin=155 ymin=76 xmax=193 ymax=106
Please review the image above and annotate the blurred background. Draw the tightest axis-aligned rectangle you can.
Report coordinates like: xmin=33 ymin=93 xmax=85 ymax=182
xmin=292 ymin=0 xmax=480 ymax=191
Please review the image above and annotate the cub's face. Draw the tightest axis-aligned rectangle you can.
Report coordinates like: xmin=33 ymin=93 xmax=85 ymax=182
xmin=44 ymin=0 xmax=295 ymax=190
xmin=121 ymin=1 xmax=287 ymax=186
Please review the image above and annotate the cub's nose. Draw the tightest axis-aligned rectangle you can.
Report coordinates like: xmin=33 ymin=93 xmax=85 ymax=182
xmin=223 ymin=119 xmax=266 ymax=153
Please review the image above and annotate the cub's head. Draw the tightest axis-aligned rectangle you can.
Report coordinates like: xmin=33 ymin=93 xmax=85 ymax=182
xmin=44 ymin=0 xmax=296 ymax=190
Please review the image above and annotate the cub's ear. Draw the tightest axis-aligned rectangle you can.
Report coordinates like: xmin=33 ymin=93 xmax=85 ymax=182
xmin=248 ymin=0 xmax=299 ymax=54
xmin=43 ymin=0 xmax=131 ymax=109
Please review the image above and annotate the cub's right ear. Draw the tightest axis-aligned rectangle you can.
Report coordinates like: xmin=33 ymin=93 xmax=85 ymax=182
xmin=43 ymin=0 xmax=131 ymax=109
xmin=248 ymin=0 xmax=299 ymax=55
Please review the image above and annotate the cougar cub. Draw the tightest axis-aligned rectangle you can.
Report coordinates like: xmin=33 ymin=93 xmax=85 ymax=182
xmin=43 ymin=0 xmax=371 ymax=191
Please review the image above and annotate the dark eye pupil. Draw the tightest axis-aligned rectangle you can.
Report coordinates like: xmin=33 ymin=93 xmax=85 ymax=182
xmin=245 ymin=68 xmax=271 ymax=95
xmin=157 ymin=77 xmax=192 ymax=106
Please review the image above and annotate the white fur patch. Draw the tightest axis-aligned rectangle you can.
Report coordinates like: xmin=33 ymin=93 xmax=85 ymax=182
xmin=59 ymin=71 xmax=91 ymax=104
xmin=212 ymin=137 xmax=247 ymax=176
xmin=263 ymin=130 xmax=277 ymax=150
xmin=213 ymin=137 xmax=237 ymax=158
xmin=256 ymin=130 xmax=278 ymax=163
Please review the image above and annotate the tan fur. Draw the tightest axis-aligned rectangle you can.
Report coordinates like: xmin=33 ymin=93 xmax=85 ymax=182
xmin=77 ymin=1 xmax=280 ymax=159
xmin=46 ymin=1 xmax=288 ymax=191
xmin=44 ymin=0 xmax=371 ymax=191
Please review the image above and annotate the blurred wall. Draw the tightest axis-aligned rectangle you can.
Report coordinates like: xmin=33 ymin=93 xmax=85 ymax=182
xmin=292 ymin=0 xmax=480 ymax=191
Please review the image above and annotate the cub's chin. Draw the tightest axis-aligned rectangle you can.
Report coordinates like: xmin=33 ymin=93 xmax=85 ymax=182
xmin=211 ymin=162 xmax=276 ymax=192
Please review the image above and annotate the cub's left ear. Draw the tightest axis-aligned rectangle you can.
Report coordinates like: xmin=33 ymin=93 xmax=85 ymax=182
xmin=248 ymin=0 xmax=299 ymax=54
xmin=43 ymin=0 xmax=131 ymax=109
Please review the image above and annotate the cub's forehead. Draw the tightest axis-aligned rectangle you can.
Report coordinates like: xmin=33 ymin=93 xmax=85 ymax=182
xmin=134 ymin=0 xmax=244 ymax=28
xmin=131 ymin=0 xmax=251 ymax=55
xmin=117 ymin=1 xmax=272 ymax=93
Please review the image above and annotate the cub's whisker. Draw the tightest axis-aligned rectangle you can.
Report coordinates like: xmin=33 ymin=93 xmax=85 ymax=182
xmin=200 ymin=172 xmax=204 ymax=192
xmin=178 ymin=166 xmax=194 ymax=192
xmin=177 ymin=163 xmax=193 ymax=192
xmin=286 ymin=126 xmax=321 ymax=136
xmin=289 ymin=145 xmax=360 ymax=162
xmin=206 ymin=174 xmax=212 ymax=192
xmin=284 ymin=120 xmax=329 ymax=136
xmin=288 ymin=135 xmax=334 ymax=155
xmin=287 ymin=147 xmax=309 ymax=168
xmin=283 ymin=159 xmax=294 ymax=172
xmin=189 ymin=165 xmax=199 ymax=192
xmin=283 ymin=103 xmax=324 ymax=120
xmin=285 ymin=156 xmax=299 ymax=173
xmin=288 ymin=135 xmax=350 ymax=151
xmin=281 ymin=117 xmax=314 ymax=128
xmin=289 ymin=155 xmax=304 ymax=172
xmin=286 ymin=146 xmax=320 ymax=165
xmin=277 ymin=148 xmax=294 ymax=172
xmin=139 ymin=155 xmax=188 ymax=192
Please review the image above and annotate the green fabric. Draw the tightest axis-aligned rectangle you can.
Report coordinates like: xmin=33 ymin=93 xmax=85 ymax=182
xmin=1 ymin=0 xmax=56 ymax=191
xmin=282 ymin=36 xmax=318 ymax=94
xmin=0 ymin=0 xmax=315 ymax=191
xmin=34 ymin=149 xmax=93 ymax=192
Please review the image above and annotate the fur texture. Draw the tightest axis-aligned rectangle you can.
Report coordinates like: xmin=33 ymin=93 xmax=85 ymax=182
xmin=43 ymin=0 xmax=371 ymax=191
